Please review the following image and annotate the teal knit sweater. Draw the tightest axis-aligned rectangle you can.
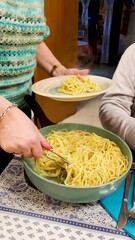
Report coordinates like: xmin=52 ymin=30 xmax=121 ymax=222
xmin=0 ymin=0 xmax=50 ymax=107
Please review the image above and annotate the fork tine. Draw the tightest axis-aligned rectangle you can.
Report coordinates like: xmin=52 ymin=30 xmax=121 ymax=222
xmin=49 ymin=150 xmax=71 ymax=165
xmin=43 ymin=153 xmax=66 ymax=169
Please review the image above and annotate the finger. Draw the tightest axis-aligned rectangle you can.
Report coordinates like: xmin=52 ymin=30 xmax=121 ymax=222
xmin=22 ymin=149 xmax=33 ymax=158
xmin=78 ymin=69 xmax=89 ymax=75
xmin=15 ymin=146 xmax=33 ymax=158
xmin=31 ymin=142 xmax=43 ymax=159
xmin=66 ymin=68 xmax=89 ymax=75
xmin=39 ymin=132 xmax=52 ymax=150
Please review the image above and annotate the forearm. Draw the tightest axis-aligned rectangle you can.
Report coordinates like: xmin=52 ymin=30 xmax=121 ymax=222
xmin=99 ymin=45 xmax=135 ymax=150
xmin=36 ymin=41 xmax=89 ymax=77
xmin=99 ymin=103 xmax=135 ymax=150
xmin=0 ymin=96 xmax=13 ymax=113
xmin=0 ymin=96 xmax=22 ymax=129
xmin=0 ymin=96 xmax=51 ymax=158
xmin=36 ymin=41 xmax=66 ymax=76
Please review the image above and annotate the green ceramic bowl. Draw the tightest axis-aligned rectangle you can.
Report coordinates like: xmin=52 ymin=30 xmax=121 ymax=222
xmin=23 ymin=123 xmax=132 ymax=203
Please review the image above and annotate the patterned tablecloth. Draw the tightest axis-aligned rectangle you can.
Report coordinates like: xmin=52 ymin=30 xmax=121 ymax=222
xmin=0 ymin=157 xmax=132 ymax=240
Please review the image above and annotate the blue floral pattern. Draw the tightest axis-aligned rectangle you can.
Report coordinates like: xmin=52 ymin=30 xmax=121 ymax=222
xmin=0 ymin=157 xmax=132 ymax=240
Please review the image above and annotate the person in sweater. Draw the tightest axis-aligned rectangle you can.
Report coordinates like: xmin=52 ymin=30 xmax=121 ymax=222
xmin=99 ymin=43 xmax=135 ymax=154
xmin=0 ymin=0 xmax=89 ymax=168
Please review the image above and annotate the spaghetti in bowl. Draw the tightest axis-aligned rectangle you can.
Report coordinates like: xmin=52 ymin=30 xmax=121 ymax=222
xmin=23 ymin=123 xmax=132 ymax=203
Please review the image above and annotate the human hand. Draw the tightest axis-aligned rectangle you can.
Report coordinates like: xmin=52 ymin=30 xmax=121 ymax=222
xmin=0 ymin=107 xmax=51 ymax=159
xmin=53 ymin=65 xmax=89 ymax=77
xmin=63 ymin=68 xmax=89 ymax=76
xmin=36 ymin=42 xmax=89 ymax=77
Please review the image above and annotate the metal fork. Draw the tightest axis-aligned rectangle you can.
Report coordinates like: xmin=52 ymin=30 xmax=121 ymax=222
xmin=129 ymin=174 xmax=135 ymax=222
xmin=43 ymin=150 xmax=71 ymax=169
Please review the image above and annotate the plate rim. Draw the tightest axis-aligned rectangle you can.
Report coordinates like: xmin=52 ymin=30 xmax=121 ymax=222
xmin=31 ymin=75 xmax=113 ymax=101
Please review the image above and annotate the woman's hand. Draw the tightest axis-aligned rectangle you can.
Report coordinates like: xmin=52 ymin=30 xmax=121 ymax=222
xmin=36 ymin=42 xmax=89 ymax=77
xmin=53 ymin=65 xmax=89 ymax=77
xmin=62 ymin=68 xmax=89 ymax=76
xmin=0 ymin=107 xmax=51 ymax=159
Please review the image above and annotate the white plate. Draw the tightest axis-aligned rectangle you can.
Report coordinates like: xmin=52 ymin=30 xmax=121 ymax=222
xmin=32 ymin=75 xmax=113 ymax=102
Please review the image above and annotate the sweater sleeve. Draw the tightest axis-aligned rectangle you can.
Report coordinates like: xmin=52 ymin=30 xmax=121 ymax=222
xmin=99 ymin=43 xmax=135 ymax=150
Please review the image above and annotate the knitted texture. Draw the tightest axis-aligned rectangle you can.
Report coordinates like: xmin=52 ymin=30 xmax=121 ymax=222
xmin=0 ymin=0 xmax=50 ymax=107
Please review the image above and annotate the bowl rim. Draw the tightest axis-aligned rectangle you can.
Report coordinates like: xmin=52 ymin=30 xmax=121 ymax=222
xmin=23 ymin=123 xmax=133 ymax=189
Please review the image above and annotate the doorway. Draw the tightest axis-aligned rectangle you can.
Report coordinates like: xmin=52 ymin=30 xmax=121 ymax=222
xmin=77 ymin=0 xmax=133 ymax=69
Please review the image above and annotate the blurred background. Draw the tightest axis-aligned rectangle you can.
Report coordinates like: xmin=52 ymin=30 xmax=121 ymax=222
xmin=34 ymin=0 xmax=135 ymax=124
xmin=78 ymin=0 xmax=135 ymax=68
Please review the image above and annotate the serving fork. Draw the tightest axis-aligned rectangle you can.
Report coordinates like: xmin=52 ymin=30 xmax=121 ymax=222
xmin=43 ymin=150 xmax=71 ymax=169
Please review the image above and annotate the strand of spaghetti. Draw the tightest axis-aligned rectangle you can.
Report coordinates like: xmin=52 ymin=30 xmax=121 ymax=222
xmin=58 ymin=75 xmax=100 ymax=95
xmin=32 ymin=130 xmax=129 ymax=186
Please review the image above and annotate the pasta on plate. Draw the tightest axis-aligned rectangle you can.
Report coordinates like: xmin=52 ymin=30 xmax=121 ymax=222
xmin=32 ymin=130 xmax=128 ymax=187
xmin=57 ymin=75 xmax=100 ymax=95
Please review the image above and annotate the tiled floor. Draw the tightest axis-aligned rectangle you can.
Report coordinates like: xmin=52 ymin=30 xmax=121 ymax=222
xmin=62 ymin=63 xmax=116 ymax=127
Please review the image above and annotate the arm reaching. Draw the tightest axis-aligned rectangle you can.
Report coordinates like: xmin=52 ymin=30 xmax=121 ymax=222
xmin=0 ymin=96 xmax=51 ymax=159
xmin=36 ymin=41 xmax=89 ymax=76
